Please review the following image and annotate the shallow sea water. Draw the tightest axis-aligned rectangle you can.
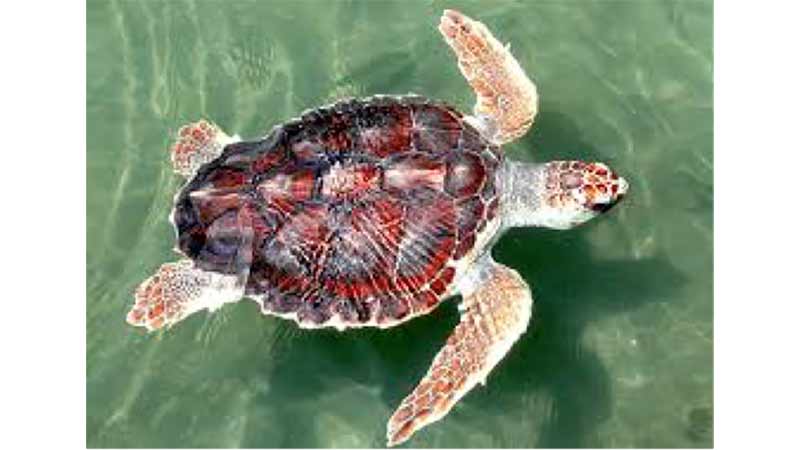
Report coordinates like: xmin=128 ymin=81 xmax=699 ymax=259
xmin=87 ymin=0 xmax=712 ymax=447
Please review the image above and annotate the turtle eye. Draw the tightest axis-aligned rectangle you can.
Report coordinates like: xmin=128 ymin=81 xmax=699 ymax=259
xmin=590 ymin=200 xmax=616 ymax=213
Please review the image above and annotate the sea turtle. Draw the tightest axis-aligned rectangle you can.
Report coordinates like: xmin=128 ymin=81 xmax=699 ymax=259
xmin=127 ymin=9 xmax=628 ymax=446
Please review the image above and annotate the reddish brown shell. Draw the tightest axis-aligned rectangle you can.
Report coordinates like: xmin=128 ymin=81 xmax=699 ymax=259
xmin=173 ymin=96 xmax=501 ymax=327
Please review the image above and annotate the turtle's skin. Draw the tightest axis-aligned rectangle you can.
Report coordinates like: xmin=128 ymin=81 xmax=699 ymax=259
xmin=128 ymin=10 xmax=628 ymax=446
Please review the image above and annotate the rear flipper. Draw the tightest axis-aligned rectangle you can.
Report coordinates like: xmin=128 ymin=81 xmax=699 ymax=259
xmin=386 ymin=258 xmax=533 ymax=446
xmin=170 ymin=120 xmax=239 ymax=178
xmin=127 ymin=259 xmax=245 ymax=332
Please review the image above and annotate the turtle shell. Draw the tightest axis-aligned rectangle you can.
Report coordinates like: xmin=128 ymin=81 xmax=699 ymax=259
xmin=173 ymin=96 xmax=502 ymax=328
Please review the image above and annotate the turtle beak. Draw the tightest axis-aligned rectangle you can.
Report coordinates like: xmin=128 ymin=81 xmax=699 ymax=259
xmin=614 ymin=176 xmax=629 ymax=205
xmin=617 ymin=177 xmax=629 ymax=198
xmin=591 ymin=200 xmax=617 ymax=213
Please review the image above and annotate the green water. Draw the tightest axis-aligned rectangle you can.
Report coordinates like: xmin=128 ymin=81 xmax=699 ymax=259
xmin=87 ymin=0 xmax=712 ymax=447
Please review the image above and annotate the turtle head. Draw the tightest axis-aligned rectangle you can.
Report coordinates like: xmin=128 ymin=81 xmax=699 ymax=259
xmin=536 ymin=160 xmax=628 ymax=229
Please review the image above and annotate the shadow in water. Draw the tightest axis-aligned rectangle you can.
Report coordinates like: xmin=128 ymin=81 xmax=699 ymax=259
xmin=239 ymin=111 xmax=686 ymax=447
xmin=484 ymin=228 xmax=685 ymax=448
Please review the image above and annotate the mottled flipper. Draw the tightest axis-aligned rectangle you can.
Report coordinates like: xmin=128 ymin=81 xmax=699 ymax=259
xmin=127 ymin=260 xmax=245 ymax=332
xmin=170 ymin=119 xmax=238 ymax=178
xmin=386 ymin=258 xmax=533 ymax=446
xmin=438 ymin=9 xmax=538 ymax=144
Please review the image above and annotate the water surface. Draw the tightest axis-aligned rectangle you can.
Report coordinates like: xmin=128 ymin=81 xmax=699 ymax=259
xmin=87 ymin=0 xmax=713 ymax=447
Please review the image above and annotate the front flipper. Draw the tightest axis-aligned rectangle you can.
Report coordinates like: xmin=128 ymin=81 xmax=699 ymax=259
xmin=438 ymin=9 xmax=539 ymax=144
xmin=170 ymin=120 xmax=239 ymax=178
xmin=126 ymin=259 xmax=246 ymax=332
xmin=386 ymin=258 xmax=533 ymax=446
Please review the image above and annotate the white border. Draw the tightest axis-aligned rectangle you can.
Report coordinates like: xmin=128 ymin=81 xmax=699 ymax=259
xmin=2 ymin=1 xmax=85 ymax=449
xmin=4 ymin=1 xmax=800 ymax=449
xmin=716 ymin=2 xmax=799 ymax=450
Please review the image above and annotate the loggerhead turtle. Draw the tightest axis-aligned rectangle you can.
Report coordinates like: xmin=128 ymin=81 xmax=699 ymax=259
xmin=126 ymin=9 xmax=628 ymax=446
